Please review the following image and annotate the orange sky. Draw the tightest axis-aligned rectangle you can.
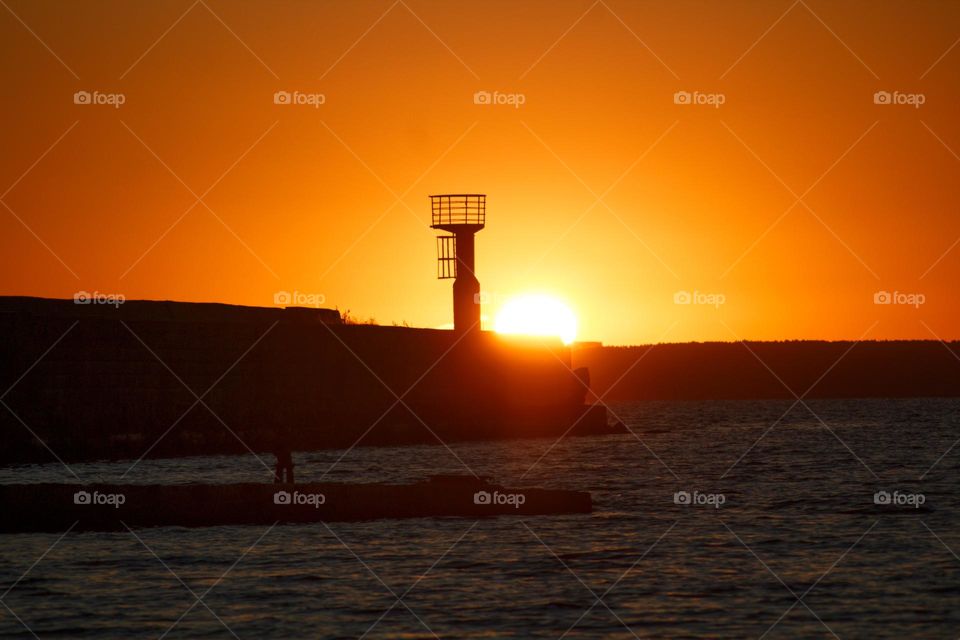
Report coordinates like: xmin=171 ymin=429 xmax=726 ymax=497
xmin=1 ymin=0 xmax=958 ymax=345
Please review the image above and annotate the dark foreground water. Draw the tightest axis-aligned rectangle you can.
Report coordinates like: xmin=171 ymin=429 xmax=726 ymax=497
xmin=2 ymin=399 xmax=959 ymax=639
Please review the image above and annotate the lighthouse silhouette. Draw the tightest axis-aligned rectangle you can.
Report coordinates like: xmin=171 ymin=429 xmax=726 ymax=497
xmin=430 ymin=194 xmax=485 ymax=333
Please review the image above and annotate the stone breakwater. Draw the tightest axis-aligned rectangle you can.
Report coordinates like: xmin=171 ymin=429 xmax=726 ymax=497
xmin=0 ymin=297 xmax=615 ymax=464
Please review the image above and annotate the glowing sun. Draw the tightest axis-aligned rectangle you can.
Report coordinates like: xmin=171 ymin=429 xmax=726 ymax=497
xmin=493 ymin=294 xmax=578 ymax=345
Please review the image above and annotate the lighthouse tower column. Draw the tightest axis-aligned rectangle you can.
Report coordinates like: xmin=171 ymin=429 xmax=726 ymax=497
xmin=452 ymin=231 xmax=480 ymax=333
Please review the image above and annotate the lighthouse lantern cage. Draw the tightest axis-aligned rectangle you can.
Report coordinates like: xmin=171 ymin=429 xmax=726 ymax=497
xmin=430 ymin=194 xmax=486 ymax=230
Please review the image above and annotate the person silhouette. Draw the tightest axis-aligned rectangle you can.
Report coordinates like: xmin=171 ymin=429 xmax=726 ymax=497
xmin=274 ymin=447 xmax=294 ymax=484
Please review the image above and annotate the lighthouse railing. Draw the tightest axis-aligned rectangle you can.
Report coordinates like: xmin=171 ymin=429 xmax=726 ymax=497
xmin=430 ymin=194 xmax=485 ymax=228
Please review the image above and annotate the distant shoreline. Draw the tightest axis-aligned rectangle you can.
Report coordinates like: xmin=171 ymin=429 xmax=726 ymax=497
xmin=573 ymin=340 xmax=960 ymax=401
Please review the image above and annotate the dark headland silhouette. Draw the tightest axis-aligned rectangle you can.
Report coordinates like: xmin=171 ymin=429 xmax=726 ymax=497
xmin=5 ymin=295 xmax=956 ymax=469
